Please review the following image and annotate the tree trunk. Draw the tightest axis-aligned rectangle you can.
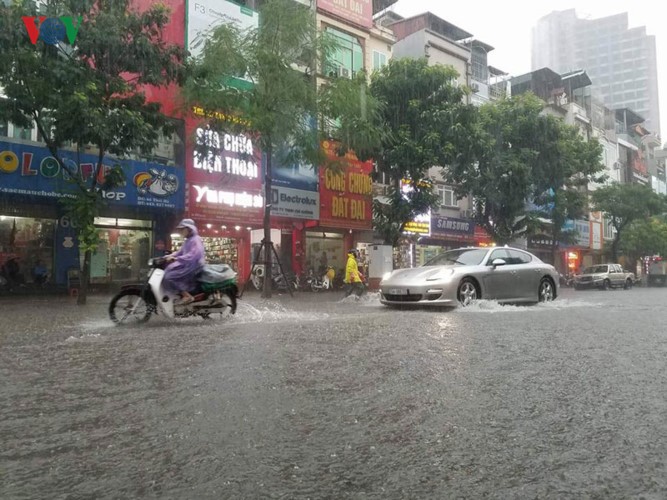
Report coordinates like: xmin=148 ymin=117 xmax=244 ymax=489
xmin=611 ymin=234 xmax=620 ymax=262
xmin=263 ymin=143 xmax=273 ymax=299
xmin=77 ymin=249 xmax=91 ymax=305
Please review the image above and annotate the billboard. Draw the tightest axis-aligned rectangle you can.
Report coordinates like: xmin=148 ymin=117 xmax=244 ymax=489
xmin=187 ymin=0 xmax=258 ymax=59
xmin=185 ymin=125 xmax=264 ymax=225
xmin=317 ymin=0 xmax=373 ymax=29
xmin=0 ymin=140 xmax=184 ymax=211
xmin=431 ymin=215 xmax=474 ymax=239
xmin=318 ymin=141 xmax=372 ymax=230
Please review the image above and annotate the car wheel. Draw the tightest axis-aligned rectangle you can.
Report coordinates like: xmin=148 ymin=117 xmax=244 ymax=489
xmin=538 ymin=278 xmax=555 ymax=302
xmin=457 ymin=278 xmax=478 ymax=307
xmin=602 ymin=279 xmax=611 ymax=290
xmin=624 ymin=278 xmax=633 ymax=290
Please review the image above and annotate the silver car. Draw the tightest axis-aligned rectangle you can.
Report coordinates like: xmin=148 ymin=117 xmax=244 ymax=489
xmin=380 ymin=246 xmax=559 ymax=307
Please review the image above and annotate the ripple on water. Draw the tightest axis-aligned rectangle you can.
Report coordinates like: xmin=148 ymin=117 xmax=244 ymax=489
xmin=456 ymin=298 xmax=604 ymax=313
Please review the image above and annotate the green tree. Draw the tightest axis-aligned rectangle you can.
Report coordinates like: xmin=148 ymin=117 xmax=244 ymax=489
xmin=446 ymin=93 xmax=545 ymax=245
xmin=370 ymin=58 xmax=478 ymax=246
xmin=620 ymin=216 xmax=667 ymax=269
xmin=531 ymin=118 xmax=605 ymax=263
xmin=0 ymin=0 xmax=186 ymax=304
xmin=185 ymin=0 xmax=382 ymax=298
xmin=591 ymin=183 xmax=666 ymax=261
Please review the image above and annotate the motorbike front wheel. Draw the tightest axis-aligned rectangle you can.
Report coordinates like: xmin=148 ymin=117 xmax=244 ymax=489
xmin=109 ymin=289 xmax=153 ymax=324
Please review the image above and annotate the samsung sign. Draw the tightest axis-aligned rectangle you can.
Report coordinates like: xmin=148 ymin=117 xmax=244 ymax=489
xmin=271 ymin=186 xmax=319 ymax=220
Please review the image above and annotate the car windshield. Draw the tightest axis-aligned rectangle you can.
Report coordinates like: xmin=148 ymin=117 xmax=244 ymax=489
xmin=424 ymin=249 xmax=488 ymax=267
xmin=582 ymin=265 xmax=608 ymax=274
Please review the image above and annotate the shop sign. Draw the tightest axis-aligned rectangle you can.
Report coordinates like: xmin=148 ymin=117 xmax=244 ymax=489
xmin=590 ymin=222 xmax=602 ymax=250
xmin=528 ymin=234 xmax=554 ymax=249
xmin=194 ymin=128 xmax=259 ymax=180
xmin=271 ymin=186 xmax=319 ymax=220
xmin=403 ymin=218 xmax=430 ymax=235
xmin=563 ymin=219 xmax=591 ymax=247
xmin=270 ymin=120 xmax=320 ymax=219
xmin=400 ymin=180 xmax=431 ymax=236
xmin=317 ymin=0 xmax=372 ymax=29
xmin=186 ymin=183 xmax=263 ymax=225
xmin=318 ymin=141 xmax=372 ymax=230
xmin=187 ymin=0 xmax=258 ymax=59
xmin=432 ymin=216 xmax=474 ymax=237
xmin=0 ymin=140 xmax=184 ymax=210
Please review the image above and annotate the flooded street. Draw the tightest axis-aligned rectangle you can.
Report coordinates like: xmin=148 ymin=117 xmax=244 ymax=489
xmin=3 ymin=288 xmax=667 ymax=498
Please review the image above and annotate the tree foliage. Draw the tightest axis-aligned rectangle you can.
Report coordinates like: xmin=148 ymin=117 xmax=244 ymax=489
xmin=620 ymin=216 xmax=667 ymax=263
xmin=0 ymin=0 xmax=186 ymax=303
xmin=531 ymin=116 xmax=605 ymax=260
xmin=369 ymin=58 xmax=477 ymax=246
xmin=446 ymin=93 xmax=606 ymax=247
xmin=185 ymin=0 xmax=382 ymax=297
xmin=591 ymin=183 xmax=666 ymax=261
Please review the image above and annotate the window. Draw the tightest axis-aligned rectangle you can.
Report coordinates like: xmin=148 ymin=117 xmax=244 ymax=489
xmin=325 ymin=27 xmax=363 ymax=78
xmin=12 ymin=123 xmax=33 ymax=141
xmin=437 ymin=185 xmax=457 ymax=208
xmin=372 ymin=51 xmax=388 ymax=71
xmin=488 ymin=249 xmax=510 ymax=263
xmin=507 ymin=250 xmax=532 ymax=265
xmin=0 ymin=120 xmax=7 ymax=138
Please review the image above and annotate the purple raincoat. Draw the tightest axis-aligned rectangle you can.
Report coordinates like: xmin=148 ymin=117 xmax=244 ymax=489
xmin=163 ymin=227 xmax=205 ymax=294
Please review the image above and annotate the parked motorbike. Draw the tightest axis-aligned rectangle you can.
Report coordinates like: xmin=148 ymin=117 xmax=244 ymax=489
xmin=109 ymin=257 xmax=238 ymax=324
xmin=250 ymin=264 xmax=298 ymax=292
xmin=307 ymin=266 xmax=336 ymax=292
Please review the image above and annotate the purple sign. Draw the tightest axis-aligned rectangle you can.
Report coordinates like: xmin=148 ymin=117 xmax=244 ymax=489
xmin=431 ymin=216 xmax=474 ymax=236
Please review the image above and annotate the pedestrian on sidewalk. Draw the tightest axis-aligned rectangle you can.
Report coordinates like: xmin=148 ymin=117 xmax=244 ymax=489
xmin=344 ymin=249 xmax=365 ymax=299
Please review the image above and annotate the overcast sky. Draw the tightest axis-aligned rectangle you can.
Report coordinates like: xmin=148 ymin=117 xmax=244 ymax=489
xmin=391 ymin=0 xmax=666 ymax=140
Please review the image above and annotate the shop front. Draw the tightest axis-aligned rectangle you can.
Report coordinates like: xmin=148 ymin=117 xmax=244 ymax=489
xmin=413 ymin=215 xmax=477 ymax=266
xmin=0 ymin=139 xmax=184 ymax=288
xmin=309 ymin=141 xmax=374 ymax=278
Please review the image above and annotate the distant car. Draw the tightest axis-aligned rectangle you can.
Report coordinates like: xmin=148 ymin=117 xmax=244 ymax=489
xmin=380 ymin=246 xmax=559 ymax=308
xmin=573 ymin=263 xmax=635 ymax=290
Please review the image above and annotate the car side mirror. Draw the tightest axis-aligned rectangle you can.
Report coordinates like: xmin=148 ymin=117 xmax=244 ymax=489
xmin=491 ymin=258 xmax=506 ymax=268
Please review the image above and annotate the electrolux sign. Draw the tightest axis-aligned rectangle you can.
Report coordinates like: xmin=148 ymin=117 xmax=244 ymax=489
xmin=271 ymin=186 xmax=319 ymax=220
xmin=0 ymin=140 xmax=184 ymax=210
xmin=270 ymin=135 xmax=320 ymax=220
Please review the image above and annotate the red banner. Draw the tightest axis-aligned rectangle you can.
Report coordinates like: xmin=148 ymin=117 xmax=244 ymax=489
xmin=317 ymin=0 xmax=373 ymax=29
xmin=185 ymin=116 xmax=264 ymax=225
xmin=318 ymin=141 xmax=373 ymax=230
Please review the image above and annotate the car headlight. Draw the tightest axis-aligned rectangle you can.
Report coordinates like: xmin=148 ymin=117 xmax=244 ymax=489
xmin=381 ymin=272 xmax=392 ymax=282
xmin=426 ymin=269 xmax=455 ymax=281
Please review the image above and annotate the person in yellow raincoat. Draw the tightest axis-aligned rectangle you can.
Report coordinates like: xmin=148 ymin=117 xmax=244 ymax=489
xmin=344 ymin=249 xmax=365 ymax=298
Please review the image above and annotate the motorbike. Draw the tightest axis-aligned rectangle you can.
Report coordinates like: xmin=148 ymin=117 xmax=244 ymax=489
xmin=109 ymin=257 xmax=238 ymax=324
xmin=307 ymin=266 xmax=336 ymax=292
xmin=250 ymin=264 xmax=298 ymax=292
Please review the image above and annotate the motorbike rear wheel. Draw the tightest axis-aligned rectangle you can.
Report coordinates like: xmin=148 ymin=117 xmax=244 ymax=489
xmin=109 ymin=289 xmax=153 ymax=324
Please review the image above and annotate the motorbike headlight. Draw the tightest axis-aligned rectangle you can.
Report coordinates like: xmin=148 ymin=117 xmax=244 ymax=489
xmin=426 ymin=269 xmax=455 ymax=281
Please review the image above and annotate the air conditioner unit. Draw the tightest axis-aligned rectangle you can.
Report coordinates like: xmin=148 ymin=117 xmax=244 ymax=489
xmin=470 ymin=83 xmax=480 ymax=93
xmin=461 ymin=209 xmax=474 ymax=219
xmin=339 ymin=67 xmax=351 ymax=79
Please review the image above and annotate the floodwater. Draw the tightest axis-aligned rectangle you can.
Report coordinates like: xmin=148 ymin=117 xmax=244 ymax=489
xmin=2 ymin=288 xmax=667 ymax=498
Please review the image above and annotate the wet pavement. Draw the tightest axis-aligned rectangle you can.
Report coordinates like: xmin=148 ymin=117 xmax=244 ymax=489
xmin=2 ymin=287 xmax=667 ymax=498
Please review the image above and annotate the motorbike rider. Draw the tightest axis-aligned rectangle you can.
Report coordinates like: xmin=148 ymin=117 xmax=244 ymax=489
xmin=164 ymin=219 xmax=205 ymax=304
xmin=344 ymin=248 xmax=365 ymax=298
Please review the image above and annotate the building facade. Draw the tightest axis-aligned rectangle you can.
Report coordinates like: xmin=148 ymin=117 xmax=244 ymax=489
xmin=532 ymin=9 xmax=661 ymax=136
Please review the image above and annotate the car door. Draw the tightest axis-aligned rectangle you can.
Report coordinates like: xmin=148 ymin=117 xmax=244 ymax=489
xmin=482 ymin=249 xmax=514 ymax=300
xmin=612 ymin=264 xmax=625 ymax=286
xmin=506 ymin=249 xmax=539 ymax=299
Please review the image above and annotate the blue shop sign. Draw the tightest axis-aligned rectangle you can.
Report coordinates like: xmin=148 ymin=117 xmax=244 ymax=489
xmin=432 ymin=215 xmax=475 ymax=236
xmin=0 ymin=140 xmax=184 ymax=210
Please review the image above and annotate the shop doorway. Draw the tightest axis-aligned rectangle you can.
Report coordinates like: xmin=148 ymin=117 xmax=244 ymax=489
xmin=93 ymin=218 xmax=153 ymax=284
